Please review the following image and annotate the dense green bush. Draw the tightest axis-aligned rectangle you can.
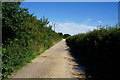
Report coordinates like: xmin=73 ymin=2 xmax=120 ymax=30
xmin=58 ymin=33 xmax=71 ymax=39
xmin=66 ymin=27 xmax=120 ymax=79
xmin=2 ymin=2 xmax=62 ymax=79
xmin=63 ymin=34 xmax=71 ymax=39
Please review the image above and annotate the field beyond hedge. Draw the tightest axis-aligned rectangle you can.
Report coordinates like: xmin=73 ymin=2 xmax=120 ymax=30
xmin=66 ymin=27 xmax=120 ymax=79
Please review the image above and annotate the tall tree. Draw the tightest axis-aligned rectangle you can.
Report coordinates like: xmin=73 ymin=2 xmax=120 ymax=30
xmin=2 ymin=2 xmax=29 ymax=44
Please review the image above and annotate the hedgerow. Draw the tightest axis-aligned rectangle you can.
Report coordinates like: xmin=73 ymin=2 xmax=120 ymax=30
xmin=66 ymin=27 xmax=120 ymax=79
xmin=2 ymin=2 xmax=62 ymax=79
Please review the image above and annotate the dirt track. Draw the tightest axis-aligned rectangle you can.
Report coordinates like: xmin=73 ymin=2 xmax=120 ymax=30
xmin=8 ymin=39 xmax=85 ymax=78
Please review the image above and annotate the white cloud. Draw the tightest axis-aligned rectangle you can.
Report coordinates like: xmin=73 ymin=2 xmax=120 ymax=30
xmin=49 ymin=22 xmax=97 ymax=35
xmin=97 ymin=20 xmax=103 ymax=24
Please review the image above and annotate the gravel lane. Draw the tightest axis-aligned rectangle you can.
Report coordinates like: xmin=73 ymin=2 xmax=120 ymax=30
xmin=7 ymin=39 xmax=85 ymax=78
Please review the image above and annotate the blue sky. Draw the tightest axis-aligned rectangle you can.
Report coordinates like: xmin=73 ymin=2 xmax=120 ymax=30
xmin=24 ymin=0 xmax=119 ymax=2
xmin=20 ymin=2 xmax=118 ymax=35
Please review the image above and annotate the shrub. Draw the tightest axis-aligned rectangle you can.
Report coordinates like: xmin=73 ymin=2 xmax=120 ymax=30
xmin=2 ymin=2 xmax=62 ymax=79
xmin=66 ymin=27 xmax=120 ymax=79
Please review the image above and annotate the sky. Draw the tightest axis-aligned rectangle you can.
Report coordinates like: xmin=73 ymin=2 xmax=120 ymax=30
xmin=20 ymin=2 xmax=118 ymax=35
xmin=3 ymin=0 xmax=120 ymax=2
xmin=24 ymin=0 xmax=119 ymax=2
